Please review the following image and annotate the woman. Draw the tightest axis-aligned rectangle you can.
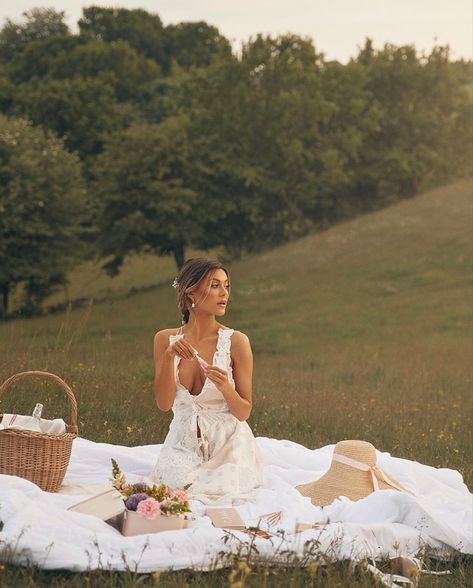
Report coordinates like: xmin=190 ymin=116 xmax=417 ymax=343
xmin=150 ymin=257 xmax=263 ymax=502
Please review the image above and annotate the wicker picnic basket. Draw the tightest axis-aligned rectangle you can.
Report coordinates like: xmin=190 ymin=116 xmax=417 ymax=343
xmin=0 ymin=371 xmax=78 ymax=492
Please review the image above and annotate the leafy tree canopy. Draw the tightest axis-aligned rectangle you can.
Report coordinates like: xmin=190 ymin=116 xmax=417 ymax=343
xmin=17 ymin=38 xmax=160 ymax=100
xmin=354 ymin=38 xmax=473 ymax=200
xmin=13 ymin=75 xmax=127 ymax=158
xmin=165 ymin=21 xmax=232 ymax=69
xmin=0 ymin=114 xmax=86 ymax=316
xmin=93 ymin=116 xmax=205 ymax=271
xmin=79 ymin=6 xmax=169 ymax=71
xmin=0 ymin=8 xmax=69 ymax=62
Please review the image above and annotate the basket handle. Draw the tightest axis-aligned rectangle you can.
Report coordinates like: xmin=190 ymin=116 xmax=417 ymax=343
xmin=0 ymin=371 xmax=78 ymax=434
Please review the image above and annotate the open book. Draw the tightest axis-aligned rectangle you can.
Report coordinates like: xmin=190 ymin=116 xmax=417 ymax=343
xmin=67 ymin=489 xmax=125 ymax=521
xmin=206 ymin=507 xmax=246 ymax=530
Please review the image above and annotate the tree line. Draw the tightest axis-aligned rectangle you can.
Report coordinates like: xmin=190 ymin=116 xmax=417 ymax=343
xmin=0 ymin=7 xmax=471 ymax=317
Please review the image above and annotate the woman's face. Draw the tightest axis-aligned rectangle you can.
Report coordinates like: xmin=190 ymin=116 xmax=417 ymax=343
xmin=190 ymin=269 xmax=229 ymax=316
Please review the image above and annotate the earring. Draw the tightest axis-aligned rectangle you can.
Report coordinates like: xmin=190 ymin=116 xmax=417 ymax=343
xmin=191 ymin=302 xmax=195 ymax=308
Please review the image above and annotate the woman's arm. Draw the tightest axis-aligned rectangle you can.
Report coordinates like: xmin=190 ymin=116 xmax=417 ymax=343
xmin=153 ymin=330 xmax=176 ymax=412
xmin=154 ymin=329 xmax=198 ymax=411
xmin=205 ymin=331 xmax=254 ymax=421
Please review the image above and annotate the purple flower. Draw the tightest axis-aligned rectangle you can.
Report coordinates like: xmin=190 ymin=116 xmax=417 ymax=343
xmin=125 ymin=493 xmax=149 ymax=511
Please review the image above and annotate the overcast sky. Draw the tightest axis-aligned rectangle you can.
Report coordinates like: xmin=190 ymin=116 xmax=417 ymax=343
xmin=0 ymin=1 xmax=471 ymax=63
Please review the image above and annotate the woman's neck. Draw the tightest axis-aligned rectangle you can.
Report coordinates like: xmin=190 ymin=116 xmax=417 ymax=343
xmin=184 ymin=315 xmax=220 ymax=341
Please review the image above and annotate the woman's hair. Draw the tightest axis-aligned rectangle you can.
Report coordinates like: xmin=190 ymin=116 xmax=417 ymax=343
xmin=174 ymin=257 xmax=230 ymax=324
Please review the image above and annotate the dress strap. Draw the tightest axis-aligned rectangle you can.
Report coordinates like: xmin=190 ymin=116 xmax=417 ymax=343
xmin=216 ymin=328 xmax=234 ymax=357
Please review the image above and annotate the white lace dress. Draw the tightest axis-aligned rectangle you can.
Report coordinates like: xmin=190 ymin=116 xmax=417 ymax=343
xmin=150 ymin=328 xmax=263 ymax=502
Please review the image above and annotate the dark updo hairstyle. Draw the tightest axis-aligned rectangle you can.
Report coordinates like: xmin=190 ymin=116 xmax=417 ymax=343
xmin=175 ymin=258 xmax=230 ymax=324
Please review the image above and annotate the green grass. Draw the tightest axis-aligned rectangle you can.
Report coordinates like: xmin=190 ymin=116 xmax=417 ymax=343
xmin=0 ymin=557 xmax=470 ymax=587
xmin=0 ymin=178 xmax=472 ymax=586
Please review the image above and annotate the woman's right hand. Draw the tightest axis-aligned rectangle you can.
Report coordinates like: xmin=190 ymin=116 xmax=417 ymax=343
xmin=165 ymin=336 xmax=196 ymax=360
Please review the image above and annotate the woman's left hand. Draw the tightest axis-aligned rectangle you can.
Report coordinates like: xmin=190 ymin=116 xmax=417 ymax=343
xmin=204 ymin=366 xmax=232 ymax=394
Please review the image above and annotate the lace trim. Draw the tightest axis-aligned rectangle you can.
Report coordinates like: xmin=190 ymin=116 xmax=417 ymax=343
xmin=216 ymin=328 xmax=234 ymax=357
xmin=169 ymin=328 xmax=234 ymax=385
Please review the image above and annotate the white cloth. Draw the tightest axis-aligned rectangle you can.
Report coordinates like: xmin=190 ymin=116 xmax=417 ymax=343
xmin=0 ymin=436 xmax=471 ymax=573
xmin=150 ymin=328 xmax=263 ymax=502
xmin=0 ymin=413 xmax=66 ymax=434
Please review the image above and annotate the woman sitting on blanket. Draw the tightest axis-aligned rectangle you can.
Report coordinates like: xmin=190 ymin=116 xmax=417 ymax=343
xmin=151 ymin=257 xmax=263 ymax=501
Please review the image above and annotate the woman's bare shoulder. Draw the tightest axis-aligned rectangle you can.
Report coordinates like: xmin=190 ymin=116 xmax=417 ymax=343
xmin=154 ymin=327 xmax=181 ymax=342
xmin=229 ymin=329 xmax=251 ymax=349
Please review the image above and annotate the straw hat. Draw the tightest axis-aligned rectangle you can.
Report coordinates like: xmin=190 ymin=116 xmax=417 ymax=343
xmin=296 ymin=440 xmax=409 ymax=507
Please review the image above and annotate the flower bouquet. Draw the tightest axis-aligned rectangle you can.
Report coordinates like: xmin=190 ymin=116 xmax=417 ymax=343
xmin=111 ymin=459 xmax=191 ymax=536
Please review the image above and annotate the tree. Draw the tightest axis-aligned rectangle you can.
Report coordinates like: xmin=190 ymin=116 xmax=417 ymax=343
xmin=10 ymin=37 xmax=161 ymax=101
xmin=172 ymin=54 xmax=264 ymax=256
xmin=238 ymin=34 xmax=332 ymax=233
xmin=317 ymin=59 xmax=379 ymax=219
xmin=78 ymin=8 xmax=232 ymax=74
xmin=182 ymin=35 xmax=354 ymax=255
xmin=51 ymin=40 xmax=161 ymax=101
xmin=0 ymin=8 xmax=69 ymax=62
xmin=78 ymin=7 xmax=170 ymax=72
xmin=138 ymin=70 xmax=191 ymax=123
xmin=0 ymin=115 xmax=86 ymax=317
xmin=165 ymin=22 xmax=231 ymax=69
xmin=93 ymin=116 xmax=204 ymax=271
xmin=13 ymin=75 xmax=127 ymax=158
xmin=4 ymin=33 xmax=84 ymax=84
xmin=354 ymin=40 xmax=473 ymax=203
xmin=0 ymin=59 xmax=14 ymax=112
xmin=6 ymin=35 xmax=161 ymax=159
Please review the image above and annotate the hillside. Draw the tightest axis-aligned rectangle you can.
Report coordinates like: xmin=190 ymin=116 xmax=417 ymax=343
xmin=231 ymin=177 xmax=472 ymax=354
xmin=3 ymin=178 xmax=472 ymax=358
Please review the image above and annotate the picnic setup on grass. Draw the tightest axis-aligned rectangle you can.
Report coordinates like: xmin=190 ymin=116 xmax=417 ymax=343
xmin=0 ymin=370 xmax=471 ymax=586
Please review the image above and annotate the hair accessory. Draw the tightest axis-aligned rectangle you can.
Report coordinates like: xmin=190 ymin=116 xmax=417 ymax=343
xmin=171 ymin=278 xmax=178 ymax=289
xmin=296 ymin=440 xmax=413 ymax=507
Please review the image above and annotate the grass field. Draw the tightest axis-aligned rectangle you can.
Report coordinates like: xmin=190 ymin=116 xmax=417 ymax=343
xmin=0 ymin=178 xmax=472 ymax=586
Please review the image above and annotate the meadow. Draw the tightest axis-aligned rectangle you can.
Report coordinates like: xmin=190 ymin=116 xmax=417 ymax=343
xmin=0 ymin=178 xmax=472 ymax=586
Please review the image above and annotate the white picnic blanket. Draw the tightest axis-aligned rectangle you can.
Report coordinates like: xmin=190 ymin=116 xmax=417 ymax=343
xmin=0 ymin=437 xmax=471 ymax=572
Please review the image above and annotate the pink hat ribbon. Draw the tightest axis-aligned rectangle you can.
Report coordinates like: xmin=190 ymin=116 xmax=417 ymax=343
xmin=332 ymin=453 xmax=415 ymax=495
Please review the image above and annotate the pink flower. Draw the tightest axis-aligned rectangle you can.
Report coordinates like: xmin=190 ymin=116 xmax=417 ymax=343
xmin=171 ymin=489 xmax=188 ymax=502
xmin=136 ymin=497 xmax=161 ymax=520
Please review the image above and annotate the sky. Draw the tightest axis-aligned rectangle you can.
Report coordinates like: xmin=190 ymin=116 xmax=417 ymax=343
xmin=0 ymin=0 xmax=471 ymax=63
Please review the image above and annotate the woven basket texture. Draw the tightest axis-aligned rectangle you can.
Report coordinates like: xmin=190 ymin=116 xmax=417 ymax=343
xmin=0 ymin=371 xmax=78 ymax=492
